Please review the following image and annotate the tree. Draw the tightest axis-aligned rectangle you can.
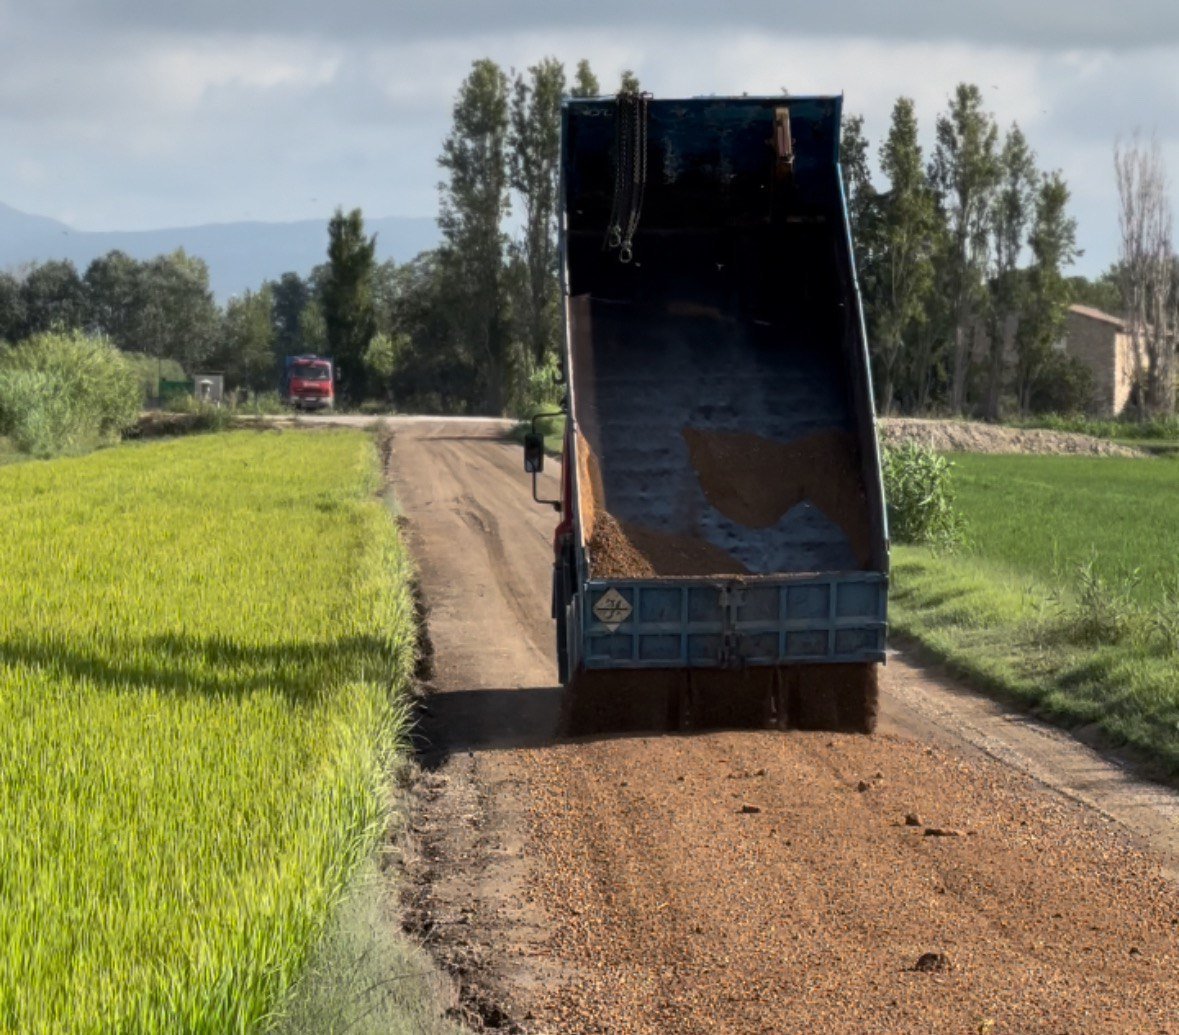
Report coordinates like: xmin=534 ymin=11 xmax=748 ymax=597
xmin=136 ymin=250 xmax=219 ymax=371
xmin=1014 ymin=171 xmax=1078 ymax=413
xmin=388 ymin=252 xmax=479 ymax=413
xmin=510 ymin=57 xmax=565 ymax=367
xmin=362 ymin=331 xmax=408 ymax=401
xmin=1067 ymin=270 xmax=1122 ymax=315
xmin=217 ymin=287 xmax=276 ymax=391
xmin=871 ymin=98 xmax=939 ymax=414
xmin=0 ymin=272 xmax=25 ymax=342
xmin=570 ymin=59 xmax=600 ymax=98
xmin=619 ymin=69 xmax=641 ymax=94
xmin=1115 ymin=132 xmax=1176 ymax=415
xmin=983 ymin=124 xmax=1037 ymax=419
xmin=371 ymin=259 xmax=399 ymax=338
xmin=930 ymin=83 xmax=1000 ymax=413
xmin=840 ymin=113 xmax=879 ymax=287
xmin=269 ymin=272 xmax=310 ymax=356
xmin=299 ymin=298 xmax=327 ymax=353
xmin=438 ymin=59 xmax=513 ymax=413
xmin=321 ymin=207 xmax=377 ymax=401
xmin=20 ymin=260 xmax=86 ymax=337
xmin=83 ymin=251 xmax=143 ymax=348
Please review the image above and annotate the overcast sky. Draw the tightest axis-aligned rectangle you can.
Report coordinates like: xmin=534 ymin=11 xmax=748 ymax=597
xmin=3 ymin=1 xmax=1178 ymax=277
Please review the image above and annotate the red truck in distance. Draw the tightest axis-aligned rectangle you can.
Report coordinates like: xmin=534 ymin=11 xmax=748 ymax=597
xmin=283 ymin=355 xmax=335 ymax=411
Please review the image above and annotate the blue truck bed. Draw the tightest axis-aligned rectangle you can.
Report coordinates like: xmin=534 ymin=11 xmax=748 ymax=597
xmin=553 ymin=95 xmax=888 ymax=728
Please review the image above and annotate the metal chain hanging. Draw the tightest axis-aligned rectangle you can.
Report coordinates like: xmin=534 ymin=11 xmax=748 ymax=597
xmin=605 ymin=90 xmax=650 ymax=264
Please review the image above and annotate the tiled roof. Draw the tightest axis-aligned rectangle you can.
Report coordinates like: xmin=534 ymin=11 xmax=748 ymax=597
xmin=1069 ymin=304 xmax=1125 ymax=329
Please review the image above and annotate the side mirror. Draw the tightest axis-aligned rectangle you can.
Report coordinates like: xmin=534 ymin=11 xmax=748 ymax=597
xmin=523 ymin=432 xmax=545 ymax=473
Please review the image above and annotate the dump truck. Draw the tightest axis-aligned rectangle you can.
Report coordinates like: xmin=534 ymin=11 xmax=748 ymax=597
xmin=283 ymin=355 xmax=335 ymax=411
xmin=524 ymin=93 xmax=888 ymax=734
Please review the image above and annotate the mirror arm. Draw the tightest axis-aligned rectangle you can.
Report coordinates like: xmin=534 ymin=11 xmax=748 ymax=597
xmin=530 ymin=410 xmax=563 ymax=511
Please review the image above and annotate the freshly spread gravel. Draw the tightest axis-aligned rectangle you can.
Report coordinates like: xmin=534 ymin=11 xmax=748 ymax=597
xmin=879 ymin=418 xmax=1146 ymax=457
xmin=519 ymin=729 xmax=1179 ymax=1034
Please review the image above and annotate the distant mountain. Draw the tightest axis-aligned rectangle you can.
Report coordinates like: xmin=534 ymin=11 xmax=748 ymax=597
xmin=0 ymin=202 xmax=439 ymax=302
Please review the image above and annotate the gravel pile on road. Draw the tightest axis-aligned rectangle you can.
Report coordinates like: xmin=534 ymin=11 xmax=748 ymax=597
xmin=518 ymin=729 xmax=1179 ymax=1034
xmin=879 ymin=417 xmax=1146 ymax=457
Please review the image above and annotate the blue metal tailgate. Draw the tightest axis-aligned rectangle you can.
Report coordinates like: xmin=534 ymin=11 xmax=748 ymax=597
xmin=571 ymin=573 xmax=887 ymax=671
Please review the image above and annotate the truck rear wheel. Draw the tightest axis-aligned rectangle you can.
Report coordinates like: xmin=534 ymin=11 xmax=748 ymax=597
xmin=555 ymin=606 xmax=570 ymax=686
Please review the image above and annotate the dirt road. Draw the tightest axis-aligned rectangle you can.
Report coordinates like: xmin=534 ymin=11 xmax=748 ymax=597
xmin=384 ymin=418 xmax=1179 ymax=1035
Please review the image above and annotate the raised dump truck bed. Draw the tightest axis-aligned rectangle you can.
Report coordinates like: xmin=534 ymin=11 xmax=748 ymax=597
xmin=540 ymin=94 xmax=888 ymax=732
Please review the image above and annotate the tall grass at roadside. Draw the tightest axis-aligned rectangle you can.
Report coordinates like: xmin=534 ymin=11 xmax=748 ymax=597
xmin=0 ymin=331 xmax=140 ymax=457
xmin=881 ymin=443 xmax=967 ymax=548
xmin=0 ymin=430 xmax=417 ymax=1032
xmin=890 ymin=452 xmax=1179 ymax=772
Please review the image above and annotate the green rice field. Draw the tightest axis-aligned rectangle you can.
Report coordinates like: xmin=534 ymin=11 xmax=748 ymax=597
xmin=0 ymin=430 xmax=416 ymax=1032
xmin=891 ymin=452 xmax=1179 ymax=772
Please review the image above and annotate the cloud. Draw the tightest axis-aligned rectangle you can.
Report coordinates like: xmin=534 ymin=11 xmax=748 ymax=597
xmin=0 ymin=6 xmax=1177 ymax=276
xmin=27 ymin=0 xmax=1179 ymax=50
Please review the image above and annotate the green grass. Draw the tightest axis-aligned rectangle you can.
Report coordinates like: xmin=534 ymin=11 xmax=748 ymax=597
xmin=510 ymin=411 xmax=565 ymax=456
xmin=1012 ymin=412 xmax=1179 ymax=441
xmin=891 ymin=453 xmax=1179 ymax=773
xmin=0 ymin=430 xmax=421 ymax=1032
xmin=949 ymin=454 xmax=1179 ymax=603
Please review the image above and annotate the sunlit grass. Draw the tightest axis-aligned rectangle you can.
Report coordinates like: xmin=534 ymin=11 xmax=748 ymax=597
xmin=950 ymin=453 xmax=1179 ymax=603
xmin=891 ymin=453 xmax=1179 ymax=772
xmin=0 ymin=429 xmax=417 ymax=1032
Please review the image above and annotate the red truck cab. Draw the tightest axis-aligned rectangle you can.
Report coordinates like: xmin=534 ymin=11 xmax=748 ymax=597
xmin=284 ymin=355 xmax=335 ymax=411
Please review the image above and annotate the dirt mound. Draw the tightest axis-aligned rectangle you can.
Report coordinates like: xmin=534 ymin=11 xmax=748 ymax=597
xmin=879 ymin=417 xmax=1146 ymax=457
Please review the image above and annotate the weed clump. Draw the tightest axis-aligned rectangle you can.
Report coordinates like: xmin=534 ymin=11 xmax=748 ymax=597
xmin=882 ymin=443 xmax=966 ymax=549
xmin=1051 ymin=552 xmax=1142 ymax=645
xmin=1051 ymin=551 xmax=1179 ymax=654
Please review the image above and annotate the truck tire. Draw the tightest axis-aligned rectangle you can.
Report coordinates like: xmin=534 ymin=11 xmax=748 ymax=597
xmin=556 ymin=604 xmax=571 ymax=686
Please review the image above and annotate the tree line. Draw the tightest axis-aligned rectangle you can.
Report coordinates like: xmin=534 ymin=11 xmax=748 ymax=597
xmin=4 ymin=67 xmax=1170 ymax=419
xmin=843 ymin=85 xmax=1085 ymax=418
xmin=0 ymin=241 xmax=402 ymax=401
xmin=845 ymin=85 xmax=1177 ymax=418
xmin=0 ymin=56 xmax=623 ymax=413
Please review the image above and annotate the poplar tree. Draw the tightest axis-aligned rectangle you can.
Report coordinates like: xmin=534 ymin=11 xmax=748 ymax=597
xmin=1115 ymin=133 xmax=1176 ymax=415
xmin=872 ymin=98 xmax=939 ymax=414
xmin=1014 ymin=172 xmax=1078 ymax=413
xmin=571 ymin=59 xmax=600 ymax=98
xmin=931 ymin=84 xmax=1000 ymax=413
xmin=510 ymin=58 xmax=565 ymax=366
xmin=840 ymin=113 xmax=878 ymax=282
xmin=322 ymin=207 xmax=377 ymax=401
xmin=438 ymin=59 xmax=512 ymax=413
xmin=983 ymin=124 xmax=1037 ymax=419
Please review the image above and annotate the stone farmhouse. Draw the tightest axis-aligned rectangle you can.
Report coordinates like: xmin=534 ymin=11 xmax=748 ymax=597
xmin=1059 ymin=304 xmax=1135 ymax=416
